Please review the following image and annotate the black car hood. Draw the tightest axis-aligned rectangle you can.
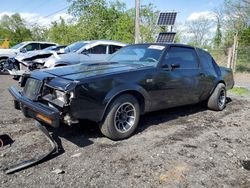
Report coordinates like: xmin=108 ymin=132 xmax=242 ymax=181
xmin=43 ymin=62 xmax=145 ymax=80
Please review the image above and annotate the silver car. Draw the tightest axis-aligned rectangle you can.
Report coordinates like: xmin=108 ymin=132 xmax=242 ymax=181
xmin=44 ymin=40 xmax=126 ymax=68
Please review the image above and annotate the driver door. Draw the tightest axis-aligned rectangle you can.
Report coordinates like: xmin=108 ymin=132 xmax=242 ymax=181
xmin=152 ymin=46 xmax=202 ymax=109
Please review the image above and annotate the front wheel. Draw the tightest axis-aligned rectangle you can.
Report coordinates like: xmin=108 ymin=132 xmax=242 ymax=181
xmin=207 ymin=83 xmax=226 ymax=111
xmin=0 ymin=59 xmax=7 ymax=72
xmin=99 ymin=94 xmax=140 ymax=140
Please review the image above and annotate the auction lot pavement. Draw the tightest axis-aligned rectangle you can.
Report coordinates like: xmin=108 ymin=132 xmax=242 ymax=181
xmin=1 ymin=74 xmax=250 ymax=188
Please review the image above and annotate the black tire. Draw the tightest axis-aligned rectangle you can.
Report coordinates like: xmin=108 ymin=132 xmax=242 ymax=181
xmin=99 ymin=94 xmax=140 ymax=140
xmin=0 ymin=59 xmax=7 ymax=73
xmin=207 ymin=83 xmax=226 ymax=111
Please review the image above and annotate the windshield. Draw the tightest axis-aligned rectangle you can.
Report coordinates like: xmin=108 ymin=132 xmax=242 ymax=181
xmin=64 ymin=41 xmax=88 ymax=53
xmin=44 ymin=46 xmax=56 ymax=51
xmin=108 ymin=44 xmax=166 ymax=66
xmin=11 ymin=42 xmax=26 ymax=49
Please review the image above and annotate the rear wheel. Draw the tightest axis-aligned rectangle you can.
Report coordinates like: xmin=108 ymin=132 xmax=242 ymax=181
xmin=207 ymin=83 xmax=226 ymax=111
xmin=99 ymin=94 xmax=140 ymax=140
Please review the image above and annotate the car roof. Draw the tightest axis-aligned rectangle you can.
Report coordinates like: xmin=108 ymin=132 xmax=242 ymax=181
xmin=127 ymin=43 xmax=196 ymax=48
xmin=84 ymin=40 xmax=126 ymax=46
xmin=76 ymin=40 xmax=127 ymax=52
xmin=22 ymin=41 xmax=57 ymax=45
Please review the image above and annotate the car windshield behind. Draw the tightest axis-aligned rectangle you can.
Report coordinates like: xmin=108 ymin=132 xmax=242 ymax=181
xmin=11 ymin=42 xmax=25 ymax=49
xmin=64 ymin=41 xmax=88 ymax=53
xmin=108 ymin=44 xmax=166 ymax=66
xmin=44 ymin=45 xmax=66 ymax=52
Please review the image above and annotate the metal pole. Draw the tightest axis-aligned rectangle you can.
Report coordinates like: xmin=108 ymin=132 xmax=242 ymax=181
xmin=135 ymin=0 xmax=140 ymax=44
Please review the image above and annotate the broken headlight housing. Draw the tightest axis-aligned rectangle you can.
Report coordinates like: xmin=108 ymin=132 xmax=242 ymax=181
xmin=53 ymin=90 xmax=66 ymax=103
xmin=42 ymin=88 xmax=68 ymax=107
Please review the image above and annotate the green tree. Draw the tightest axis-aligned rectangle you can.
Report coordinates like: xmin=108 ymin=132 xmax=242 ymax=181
xmin=213 ymin=19 xmax=222 ymax=47
xmin=139 ymin=3 xmax=160 ymax=43
xmin=31 ymin=24 xmax=49 ymax=41
xmin=48 ymin=17 xmax=79 ymax=44
xmin=0 ymin=13 xmax=32 ymax=45
xmin=67 ymin=0 xmax=159 ymax=44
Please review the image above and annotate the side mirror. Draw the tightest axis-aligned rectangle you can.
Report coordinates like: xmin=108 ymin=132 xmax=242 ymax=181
xmin=171 ymin=63 xmax=180 ymax=69
xmin=81 ymin=50 xmax=89 ymax=56
xmin=20 ymin=48 xmax=27 ymax=53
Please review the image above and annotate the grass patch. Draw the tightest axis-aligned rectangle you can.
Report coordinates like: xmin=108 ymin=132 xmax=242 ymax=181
xmin=229 ymin=87 xmax=250 ymax=96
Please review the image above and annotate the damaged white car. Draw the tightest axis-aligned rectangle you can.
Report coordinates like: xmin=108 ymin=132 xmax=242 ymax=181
xmin=6 ymin=45 xmax=66 ymax=79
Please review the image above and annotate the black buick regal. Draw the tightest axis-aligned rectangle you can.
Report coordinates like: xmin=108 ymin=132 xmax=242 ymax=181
xmin=9 ymin=43 xmax=234 ymax=140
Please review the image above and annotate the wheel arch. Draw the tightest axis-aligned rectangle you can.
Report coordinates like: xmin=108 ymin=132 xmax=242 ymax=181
xmin=209 ymin=80 xmax=226 ymax=96
xmin=101 ymin=86 xmax=151 ymax=121
xmin=0 ymin=56 xmax=8 ymax=60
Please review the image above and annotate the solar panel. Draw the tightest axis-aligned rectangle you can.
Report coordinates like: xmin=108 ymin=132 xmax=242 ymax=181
xmin=156 ymin=32 xmax=176 ymax=43
xmin=157 ymin=12 xmax=177 ymax=26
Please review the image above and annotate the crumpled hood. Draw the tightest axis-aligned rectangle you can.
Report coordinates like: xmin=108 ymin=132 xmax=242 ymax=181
xmin=43 ymin=62 xmax=144 ymax=81
xmin=15 ymin=50 xmax=43 ymax=61
xmin=15 ymin=50 xmax=54 ymax=62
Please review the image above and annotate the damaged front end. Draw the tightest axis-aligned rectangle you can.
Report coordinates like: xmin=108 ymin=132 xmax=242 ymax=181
xmin=6 ymin=75 xmax=79 ymax=174
xmin=41 ymin=82 xmax=79 ymax=125
xmin=6 ymin=54 xmax=51 ymax=78
xmin=10 ymin=74 xmax=79 ymax=128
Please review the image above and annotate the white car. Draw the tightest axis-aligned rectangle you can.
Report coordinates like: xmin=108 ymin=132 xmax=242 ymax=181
xmin=44 ymin=40 xmax=126 ymax=68
xmin=0 ymin=41 xmax=57 ymax=70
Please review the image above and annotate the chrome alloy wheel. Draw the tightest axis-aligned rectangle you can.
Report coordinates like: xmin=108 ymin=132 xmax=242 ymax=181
xmin=114 ymin=102 xmax=136 ymax=133
xmin=218 ymin=89 xmax=226 ymax=109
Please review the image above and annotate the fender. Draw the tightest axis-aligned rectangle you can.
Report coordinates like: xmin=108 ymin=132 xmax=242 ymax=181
xmin=101 ymin=83 xmax=151 ymax=120
xmin=209 ymin=77 xmax=226 ymax=96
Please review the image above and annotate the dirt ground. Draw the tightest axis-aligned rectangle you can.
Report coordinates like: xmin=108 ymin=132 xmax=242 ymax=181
xmin=1 ymin=74 xmax=250 ymax=188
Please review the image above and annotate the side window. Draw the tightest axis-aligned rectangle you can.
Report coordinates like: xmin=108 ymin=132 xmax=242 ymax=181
xmin=40 ymin=43 xmax=55 ymax=49
xmin=197 ymin=49 xmax=217 ymax=75
xmin=87 ymin=45 xmax=107 ymax=54
xmin=164 ymin=47 xmax=199 ymax=69
xmin=23 ymin=43 xmax=40 ymax=51
xmin=109 ymin=45 xmax=122 ymax=54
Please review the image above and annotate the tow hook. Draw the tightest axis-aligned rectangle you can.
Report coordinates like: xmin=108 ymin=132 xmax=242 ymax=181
xmin=4 ymin=121 xmax=59 ymax=174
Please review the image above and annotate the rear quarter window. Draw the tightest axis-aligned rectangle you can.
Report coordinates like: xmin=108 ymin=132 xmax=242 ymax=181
xmin=197 ymin=49 xmax=218 ymax=75
xmin=164 ymin=46 xmax=199 ymax=69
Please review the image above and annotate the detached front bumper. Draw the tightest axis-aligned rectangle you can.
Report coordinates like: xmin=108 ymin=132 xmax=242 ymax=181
xmin=8 ymin=86 xmax=60 ymax=128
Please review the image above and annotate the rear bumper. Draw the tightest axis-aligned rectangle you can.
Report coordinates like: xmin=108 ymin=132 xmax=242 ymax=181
xmin=8 ymin=86 xmax=60 ymax=128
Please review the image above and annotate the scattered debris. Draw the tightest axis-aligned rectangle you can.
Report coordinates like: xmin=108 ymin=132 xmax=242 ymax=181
xmin=183 ymin=144 xmax=198 ymax=149
xmin=4 ymin=121 xmax=59 ymax=174
xmin=210 ymin=143 xmax=218 ymax=148
xmin=71 ymin=153 xmax=82 ymax=158
xmin=52 ymin=169 xmax=65 ymax=174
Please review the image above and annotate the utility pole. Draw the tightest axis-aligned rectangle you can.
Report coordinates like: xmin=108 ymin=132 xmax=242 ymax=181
xmin=135 ymin=0 xmax=140 ymax=44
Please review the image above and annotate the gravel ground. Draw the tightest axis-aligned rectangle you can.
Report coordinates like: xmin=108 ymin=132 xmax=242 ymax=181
xmin=1 ymin=74 xmax=250 ymax=188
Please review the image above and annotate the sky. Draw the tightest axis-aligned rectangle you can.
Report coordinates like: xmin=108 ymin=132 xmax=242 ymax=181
xmin=0 ymin=0 xmax=225 ymax=27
